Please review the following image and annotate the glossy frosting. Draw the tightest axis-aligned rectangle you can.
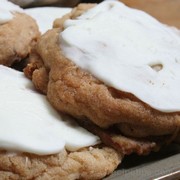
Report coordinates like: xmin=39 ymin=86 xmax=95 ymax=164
xmin=0 ymin=66 xmax=99 ymax=155
xmin=60 ymin=0 xmax=180 ymax=112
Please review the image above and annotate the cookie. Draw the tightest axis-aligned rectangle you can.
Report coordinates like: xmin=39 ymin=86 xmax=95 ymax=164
xmin=0 ymin=65 xmax=122 ymax=179
xmin=24 ymin=30 xmax=180 ymax=139
xmin=0 ymin=0 xmax=39 ymax=66
xmin=24 ymin=1 xmax=180 ymax=140
xmin=0 ymin=146 xmax=121 ymax=180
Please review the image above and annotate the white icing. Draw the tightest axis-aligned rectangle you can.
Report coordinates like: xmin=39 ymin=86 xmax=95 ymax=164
xmin=60 ymin=1 xmax=180 ymax=112
xmin=0 ymin=0 xmax=22 ymax=24
xmin=25 ymin=7 xmax=71 ymax=34
xmin=0 ymin=65 xmax=99 ymax=155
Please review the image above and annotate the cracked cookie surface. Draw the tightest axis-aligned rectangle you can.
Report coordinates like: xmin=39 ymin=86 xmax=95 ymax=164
xmin=0 ymin=146 xmax=122 ymax=180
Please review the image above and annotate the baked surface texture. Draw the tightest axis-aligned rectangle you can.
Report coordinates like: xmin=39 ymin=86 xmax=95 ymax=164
xmin=0 ymin=146 xmax=121 ymax=180
xmin=24 ymin=4 xmax=180 ymax=139
xmin=0 ymin=12 xmax=40 ymax=66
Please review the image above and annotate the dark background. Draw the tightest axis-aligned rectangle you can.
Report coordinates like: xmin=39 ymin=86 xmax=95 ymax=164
xmin=81 ymin=0 xmax=102 ymax=3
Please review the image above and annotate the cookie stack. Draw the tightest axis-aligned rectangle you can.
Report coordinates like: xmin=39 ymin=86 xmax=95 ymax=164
xmin=0 ymin=0 xmax=179 ymax=179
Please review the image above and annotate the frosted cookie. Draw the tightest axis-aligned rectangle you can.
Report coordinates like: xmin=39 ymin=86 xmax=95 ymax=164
xmin=0 ymin=0 xmax=39 ymax=67
xmin=24 ymin=1 xmax=180 ymax=141
xmin=0 ymin=65 xmax=122 ymax=179
xmin=0 ymin=147 xmax=121 ymax=180
xmin=25 ymin=7 xmax=72 ymax=34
